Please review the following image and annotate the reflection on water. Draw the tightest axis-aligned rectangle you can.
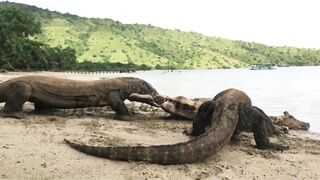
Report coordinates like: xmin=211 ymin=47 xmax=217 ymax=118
xmin=104 ymin=66 xmax=320 ymax=133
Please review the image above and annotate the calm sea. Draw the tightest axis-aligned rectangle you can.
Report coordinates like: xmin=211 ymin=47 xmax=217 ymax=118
xmin=109 ymin=66 xmax=320 ymax=133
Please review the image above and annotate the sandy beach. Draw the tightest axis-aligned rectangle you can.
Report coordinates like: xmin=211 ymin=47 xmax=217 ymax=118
xmin=1 ymin=72 xmax=320 ymax=180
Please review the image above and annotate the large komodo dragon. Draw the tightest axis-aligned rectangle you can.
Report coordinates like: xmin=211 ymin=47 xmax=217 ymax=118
xmin=0 ymin=76 xmax=162 ymax=119
xmin=160 ymin=96 xmax=310 ymax=131
xmin=65 ymin=88 xmax=288 ymax=165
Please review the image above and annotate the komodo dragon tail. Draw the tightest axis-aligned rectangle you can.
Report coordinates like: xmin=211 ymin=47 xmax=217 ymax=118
xmin=64 ymin=104 xmax=239 ymax=165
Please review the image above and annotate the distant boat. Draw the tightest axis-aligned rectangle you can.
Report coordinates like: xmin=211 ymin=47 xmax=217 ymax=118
xmin=250 ymin=64 xmax=277 ymax=70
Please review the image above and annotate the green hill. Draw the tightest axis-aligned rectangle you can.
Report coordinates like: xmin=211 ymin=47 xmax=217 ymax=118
xmin=1 ymin=2 xmax=320 ymax=69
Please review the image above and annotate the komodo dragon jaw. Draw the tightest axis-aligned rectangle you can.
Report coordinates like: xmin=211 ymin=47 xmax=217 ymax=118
xmin=126 ymin=80 xmax=163 ymax=107
xmin=127 ymin=93 xmax=164 ymax=107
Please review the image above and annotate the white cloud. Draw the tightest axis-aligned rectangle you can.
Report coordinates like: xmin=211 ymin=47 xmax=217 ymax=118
xmin=3 ymin=0 xmax=320 ymax=48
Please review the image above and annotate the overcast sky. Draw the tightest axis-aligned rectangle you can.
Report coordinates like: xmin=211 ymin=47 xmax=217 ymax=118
xmin=3 ymin=0 xmax=320 ymax=48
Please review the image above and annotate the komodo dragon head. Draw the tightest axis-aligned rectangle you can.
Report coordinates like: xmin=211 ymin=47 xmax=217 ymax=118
xmin=271 ymin=111 xmax=310 ymax=130
xmin=126 ymin=79 xmax=164 ymax=107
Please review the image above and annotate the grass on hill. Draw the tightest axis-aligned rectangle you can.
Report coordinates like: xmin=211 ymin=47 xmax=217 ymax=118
xmin=1 ymin=2 xmax=320 ymax=69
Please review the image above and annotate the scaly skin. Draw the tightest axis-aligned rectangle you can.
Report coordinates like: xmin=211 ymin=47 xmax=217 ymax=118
xmin=0 ymin=76 xmax=160 ymax=119
xmin=65 ymin=88 xmax=288 ymax=165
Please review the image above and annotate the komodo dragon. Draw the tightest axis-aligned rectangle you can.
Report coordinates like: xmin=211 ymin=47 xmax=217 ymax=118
xmin=65 ymin=88 xmax=288 ymax=165
xmin=0 ymin=76 xmax=162 ymax=119
xmin=160 ymin=95 xmax=309 ymax=131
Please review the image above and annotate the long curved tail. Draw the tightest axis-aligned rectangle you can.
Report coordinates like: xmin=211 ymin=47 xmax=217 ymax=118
xmin=65 ymin=104 xmax=239 ymax=165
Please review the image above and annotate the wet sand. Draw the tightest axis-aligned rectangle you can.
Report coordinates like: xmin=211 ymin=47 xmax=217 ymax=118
xmin=1 ymin=72 xmax=320 ymax=179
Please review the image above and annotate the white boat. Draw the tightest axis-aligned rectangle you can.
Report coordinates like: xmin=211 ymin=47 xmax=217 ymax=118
xmin=250 ymin=64 xmax=277 ymax=70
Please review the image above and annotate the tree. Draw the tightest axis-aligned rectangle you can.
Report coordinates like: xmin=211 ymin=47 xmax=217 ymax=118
xmin=0 ymin=8 xmax=41 ymax=38
xmin=0 ymin=8 xmax=41 ymax=70
xmin=0 ymin=7 xmax=77 ymax=71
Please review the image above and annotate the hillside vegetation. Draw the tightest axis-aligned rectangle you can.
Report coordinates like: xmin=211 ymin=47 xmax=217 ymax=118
xmin=1 ymin=2 xmax=320 ymax=69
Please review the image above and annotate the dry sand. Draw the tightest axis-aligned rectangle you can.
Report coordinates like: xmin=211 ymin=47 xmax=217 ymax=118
xmin=1 ymin=72 xmax=320 ymax=180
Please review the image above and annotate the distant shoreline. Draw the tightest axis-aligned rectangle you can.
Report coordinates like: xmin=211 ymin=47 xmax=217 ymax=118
xmin=2 ymin=65 xmax=320 ymax=74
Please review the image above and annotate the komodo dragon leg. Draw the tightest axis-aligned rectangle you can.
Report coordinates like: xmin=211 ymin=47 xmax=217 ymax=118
xmin=188 ymin=101 xmax=215 ymax=136
xmin=242 ymin=106 xmax=288 ymax=150
xmin=33 ymin=103 xmax=56 ymax=113
xmin=252 ymin=106 xmax=288 ymax=135
xmin=4 ymin=82 xmax=32 ymax=119
xmin=107 ymin=91 xmax=132 ymax=120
